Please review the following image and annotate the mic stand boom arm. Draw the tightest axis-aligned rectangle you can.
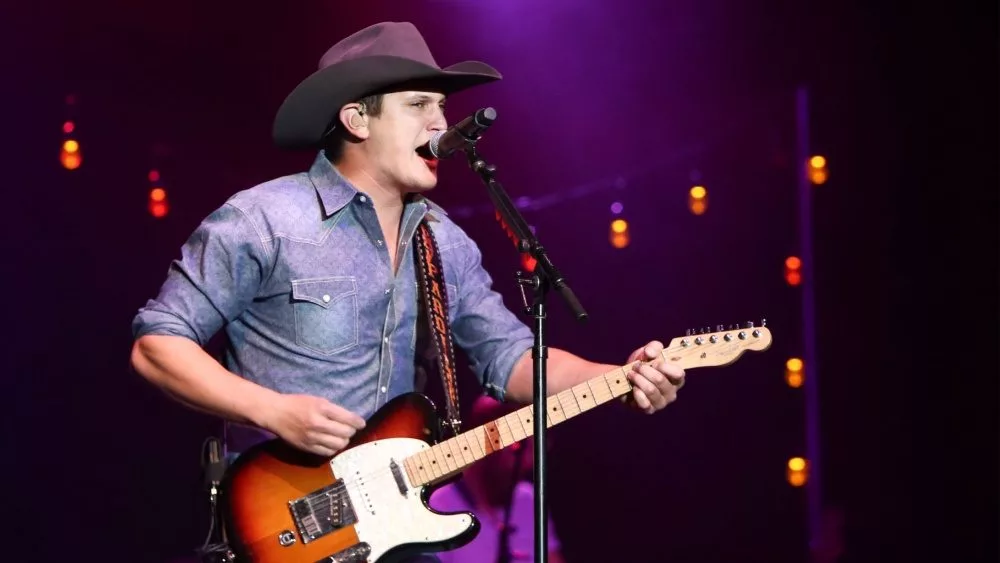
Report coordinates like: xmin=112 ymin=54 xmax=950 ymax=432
xmin=464 ymin=141 xmax=588 ymax=563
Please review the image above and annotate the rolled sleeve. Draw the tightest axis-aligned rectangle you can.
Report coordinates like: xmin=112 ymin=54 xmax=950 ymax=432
xmin=450 ymin=238 xmax=533 ymax=402
xmin=132 ymin=202 xmax=271 ymax=346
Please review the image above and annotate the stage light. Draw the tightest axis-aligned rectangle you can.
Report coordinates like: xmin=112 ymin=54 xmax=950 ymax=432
xmin=60 ymin=138 xmax=81 ymax=170
xmin=609 ymin=218 xmax=630 ymax=248
xmin=785 ymin=255 xmax=802 ymax=286
xmin=610 ymin=201 xmax=623 ymax=215
xmin=785 ymin=357 xmax=804 ymax=388
xmin=149 ymin=200 xmax=169 ymax=218
xmin=807 ymin=155 xmax=828 ymax=185
xmin=148 ymin=174 xmax=169 ymax=218
xmin=689 ymin=185 xmax=707 ymax=215
xmin=62 ymin=121 xmax=75 ymax=134
xmin=787 ymin=457 xmax=808 ymax=487
xmin=149 ymin=187 xmax=167 ymax=202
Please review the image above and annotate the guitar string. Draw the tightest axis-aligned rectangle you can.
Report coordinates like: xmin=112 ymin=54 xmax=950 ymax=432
xmin=291 ymin=338 xmax=746 ymax=508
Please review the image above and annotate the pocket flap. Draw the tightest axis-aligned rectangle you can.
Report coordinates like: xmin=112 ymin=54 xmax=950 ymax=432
xmin=291 ymin=277 xmax=357 ymax=308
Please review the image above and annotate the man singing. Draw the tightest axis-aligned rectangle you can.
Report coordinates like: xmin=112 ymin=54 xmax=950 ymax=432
xmin=131 ymin=20 xmax=685 ymax=561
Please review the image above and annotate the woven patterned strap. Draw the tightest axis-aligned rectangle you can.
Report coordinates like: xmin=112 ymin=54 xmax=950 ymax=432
xmin=413 ymin=220 xmax=462 ymax=437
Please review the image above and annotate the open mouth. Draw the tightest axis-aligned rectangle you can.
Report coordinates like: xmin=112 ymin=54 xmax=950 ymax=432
xmin=420 ymin=155 xmax=439 ymax=172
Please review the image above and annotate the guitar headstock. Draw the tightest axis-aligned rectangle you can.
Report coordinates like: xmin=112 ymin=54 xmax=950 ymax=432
xmin=663 ymin=319 xmax=772 ymax=369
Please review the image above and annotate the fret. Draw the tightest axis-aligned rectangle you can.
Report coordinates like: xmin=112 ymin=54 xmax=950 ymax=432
xmin=557 ymin=389 xmax=581 ymax=419
xmin=415 ymin=449 xmax=433 ymax=484
xmin=495 ymin=416 xmax=515 ymax=448
xmin=482 ymin=422 xmax=503 ymax=454
xmin=588 ymin=373 xmax=615 ymax=403
xmin=606 ymin=367 xmax=632 ymax=398
xmin=403 ymin=456 xmax=419 ymax=486
xmin=428 ymin=446 xmax=448 ymax=478
xmin=546 ymin=395 xmax=567 ymax=425
xmin=466 ymin=425 xmax=488 ymax=459
xmin=511 ymin=407 xmax=532 ymax=438
xmin=454 ymin=432 xmax=477 ymax=466
xmin=520 ymin=406 xmax=536 ymax=437
xmin=572 ymin=381 xmax=598 ymax=412
xmin=418 ymin=448 xmax=440 ymax=481
xmin=504 ymin=412 xmax=527 ymax=442
xmin=440 ymin=439 xmax=460 ymax=473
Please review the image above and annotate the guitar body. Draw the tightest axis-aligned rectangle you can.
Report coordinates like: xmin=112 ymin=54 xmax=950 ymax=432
xmin=220 ymin=393 xmax=479 ymax=563
xmin=218 ymin=324 xmax=774 ymax=562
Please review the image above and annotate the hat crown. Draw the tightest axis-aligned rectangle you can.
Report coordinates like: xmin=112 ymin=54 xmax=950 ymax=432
xmin=319 ymin=22 xmax=439 ymax=70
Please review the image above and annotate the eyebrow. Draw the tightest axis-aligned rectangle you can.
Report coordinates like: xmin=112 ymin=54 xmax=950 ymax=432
xmin=408 ymin=93 xmax=447 ymax=104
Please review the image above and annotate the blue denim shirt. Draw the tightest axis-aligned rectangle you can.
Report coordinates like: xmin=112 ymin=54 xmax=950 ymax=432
xmin=132 ymin=152 xmax=533 ymax=423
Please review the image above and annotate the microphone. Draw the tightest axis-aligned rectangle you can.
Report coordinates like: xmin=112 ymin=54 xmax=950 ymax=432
xmin=419 ymin=107 xmax=497 ymax=159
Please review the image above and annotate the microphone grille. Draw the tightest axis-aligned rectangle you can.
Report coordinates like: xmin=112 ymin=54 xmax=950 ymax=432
xmin=428 ymin=131 xmax=445 ymax=158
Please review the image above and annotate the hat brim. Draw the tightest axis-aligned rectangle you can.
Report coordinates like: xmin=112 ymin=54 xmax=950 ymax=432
xmin=273 ymin=55 xmax=501 ymax=150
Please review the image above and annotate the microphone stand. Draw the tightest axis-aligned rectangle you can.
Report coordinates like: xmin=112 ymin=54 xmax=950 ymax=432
xmin=462 ymin=134 xmax=588 ymax=563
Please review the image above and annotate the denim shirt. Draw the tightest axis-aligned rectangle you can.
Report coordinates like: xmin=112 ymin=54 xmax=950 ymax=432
xmin=132 ymin=152 xmax=533 ymax=422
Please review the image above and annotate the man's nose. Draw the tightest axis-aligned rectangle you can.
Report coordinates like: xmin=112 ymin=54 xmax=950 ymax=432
xmin=428 ymin=109 xmax=447 ymax=132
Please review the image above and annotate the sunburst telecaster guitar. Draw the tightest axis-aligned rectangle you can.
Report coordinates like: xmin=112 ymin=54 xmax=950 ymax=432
xmin=219 ymin=323 xmax=773 ymax=562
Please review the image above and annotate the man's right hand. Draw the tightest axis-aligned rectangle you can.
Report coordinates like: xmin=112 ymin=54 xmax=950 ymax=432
xmin=261 ymin=394 xmax=367 ymax=457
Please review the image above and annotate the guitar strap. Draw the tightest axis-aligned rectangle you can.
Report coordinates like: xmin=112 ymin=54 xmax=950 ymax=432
xmin=413 ymin=218 xmax=462 ymax=438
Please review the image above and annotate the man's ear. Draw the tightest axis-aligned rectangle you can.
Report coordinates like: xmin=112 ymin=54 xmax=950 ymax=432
xmin=339 ymin=102 xmax=370 ymax=140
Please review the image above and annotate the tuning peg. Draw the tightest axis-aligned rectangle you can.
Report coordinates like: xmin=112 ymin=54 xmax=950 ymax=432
xmin=745 ymin=321 xmax=754 ymax=328
xmin=760 ymin=317 xmax=767 ymax=327
xmin=716 ymin=324 xmax=724 ymax=332
xmin=685 ymin=328 xmax=693 ymax=336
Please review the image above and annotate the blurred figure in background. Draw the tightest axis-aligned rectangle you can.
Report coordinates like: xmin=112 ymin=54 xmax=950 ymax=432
xmin=428 ymin=394 xmax=565 ymax=563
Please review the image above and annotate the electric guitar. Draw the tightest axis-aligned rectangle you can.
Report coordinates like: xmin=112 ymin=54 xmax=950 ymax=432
xmin=219 ymin=324 xmax=773 ymax=562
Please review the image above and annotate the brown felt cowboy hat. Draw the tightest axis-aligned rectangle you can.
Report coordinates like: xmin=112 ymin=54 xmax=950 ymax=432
xmin=272 ymin=21 xmax=502 ymax=150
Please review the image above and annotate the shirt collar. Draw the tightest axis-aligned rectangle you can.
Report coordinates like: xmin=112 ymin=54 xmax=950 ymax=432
xmin=307 ymin=151 xmax=450 ymax=219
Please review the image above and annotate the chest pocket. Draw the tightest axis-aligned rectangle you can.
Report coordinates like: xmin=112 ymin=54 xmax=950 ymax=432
xmin=291 ymin=277 xmax=359 ymax=356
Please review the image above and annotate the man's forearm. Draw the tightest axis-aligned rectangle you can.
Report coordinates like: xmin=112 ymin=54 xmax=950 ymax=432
xmin=130 ymin=334 xmax=279 ymax=428
xmin=504 ymin=347 xmax=620 ymax=404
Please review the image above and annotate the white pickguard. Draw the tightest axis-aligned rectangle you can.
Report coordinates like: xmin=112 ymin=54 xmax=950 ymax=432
xmin=332 ymin=437 xmax=473 ymax=561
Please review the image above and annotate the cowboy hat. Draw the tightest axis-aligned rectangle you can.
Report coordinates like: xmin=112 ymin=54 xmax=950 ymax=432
xmin=272 ymin=21 xmax=502 ymax=150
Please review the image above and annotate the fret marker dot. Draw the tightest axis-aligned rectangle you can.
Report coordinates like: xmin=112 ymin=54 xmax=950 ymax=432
xmin=583 ymin=394 xmax=588 ymax=398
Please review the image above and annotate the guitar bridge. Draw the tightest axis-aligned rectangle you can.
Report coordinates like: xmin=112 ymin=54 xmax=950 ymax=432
xmin=288 ymin=480 xmax=357 ymax=544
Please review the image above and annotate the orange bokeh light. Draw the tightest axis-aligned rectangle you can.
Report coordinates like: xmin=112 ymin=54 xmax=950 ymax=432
xmin=149 ymin=188 xmax=167 ymax=202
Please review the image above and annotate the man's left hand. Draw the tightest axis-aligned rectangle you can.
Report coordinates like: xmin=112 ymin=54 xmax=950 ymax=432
xmin=624 ymin=340 xmax=686 ymax=414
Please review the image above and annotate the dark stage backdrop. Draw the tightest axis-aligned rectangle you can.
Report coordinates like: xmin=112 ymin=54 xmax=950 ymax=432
xmin=2 ymin=1 xmax=995 ymax=563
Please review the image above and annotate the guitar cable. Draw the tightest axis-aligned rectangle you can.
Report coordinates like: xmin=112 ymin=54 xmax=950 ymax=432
xmin=196 ymin=434 xmax=236 ymax=563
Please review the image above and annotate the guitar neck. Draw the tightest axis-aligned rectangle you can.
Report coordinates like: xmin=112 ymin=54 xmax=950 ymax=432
xmin=401 ymin=324 xmax=772 ymax=488
xmin=401 ymin=364 xmax=630 ymax=488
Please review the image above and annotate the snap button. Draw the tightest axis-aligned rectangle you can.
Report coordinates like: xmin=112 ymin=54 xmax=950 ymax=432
xmin=322 ymin=294 xmax=331 ymax=303
xmin=359 ymin=195 xmax=367 ymax=203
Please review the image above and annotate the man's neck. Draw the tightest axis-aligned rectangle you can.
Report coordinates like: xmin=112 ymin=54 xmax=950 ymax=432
xmin=336 ymin=159 xmax=406 ymax=228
